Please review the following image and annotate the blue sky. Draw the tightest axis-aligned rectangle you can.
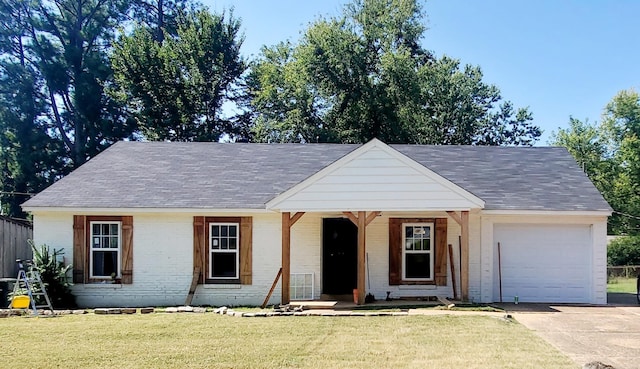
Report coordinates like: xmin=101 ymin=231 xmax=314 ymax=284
xmin=204 ymin=0 xmax=640 ymax=145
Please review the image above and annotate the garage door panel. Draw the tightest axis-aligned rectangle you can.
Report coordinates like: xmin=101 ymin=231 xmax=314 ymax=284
xmin=493 ymin=224 xmax=591 ymax=303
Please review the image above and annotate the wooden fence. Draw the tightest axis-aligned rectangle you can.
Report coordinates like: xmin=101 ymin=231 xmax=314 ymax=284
xmin=607 ymin=265 xmax=640 ymax=279
xmin=0 ymin=216 xmax=33 ymax=278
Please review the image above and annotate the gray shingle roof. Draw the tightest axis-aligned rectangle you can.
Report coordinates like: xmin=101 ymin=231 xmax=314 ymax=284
xmin=22 ymin=141 xmax=611 ymax=212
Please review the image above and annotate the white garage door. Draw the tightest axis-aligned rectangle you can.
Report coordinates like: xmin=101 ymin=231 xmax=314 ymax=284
xmin=493 ymin=224 xmax=592 ymax=303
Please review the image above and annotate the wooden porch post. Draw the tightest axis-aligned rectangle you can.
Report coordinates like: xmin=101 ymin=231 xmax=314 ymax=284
xmin=281 ymin=212 xmax=291 ymax=305
xmin=446 ymin=210 xmax=470 ymax=301
xmin=343 ymin=211 xmax=380 ymax=305
xmin=460 ymin=211 xmax=469 ymax=301
xmin=357 ymin=211 xmax=366 ymax=305
xmin=281 ymin=211 xmax=305 ymax=305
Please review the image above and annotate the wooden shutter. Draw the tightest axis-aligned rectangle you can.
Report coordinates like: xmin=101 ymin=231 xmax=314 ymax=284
xmin=239 ymin=217 xmax=253 ymax=285
xmin=193 ymin=216 xmax=205 ymax=284
xmin=434 ymin=218 xmax=448 ymax=286
xmin=388 ymin=218 xmax=402 ymax=285
xmin=72 ymin=215 xmax=86 ymax=283
xmin=121 ymin=216 xmax=134 ymax=284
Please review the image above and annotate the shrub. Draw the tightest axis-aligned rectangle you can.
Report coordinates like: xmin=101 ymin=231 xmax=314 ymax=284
xmin=30 ymin=243 xmax=76 ymax=308
xmin=608 ymin=236 xmax=640 ymax=266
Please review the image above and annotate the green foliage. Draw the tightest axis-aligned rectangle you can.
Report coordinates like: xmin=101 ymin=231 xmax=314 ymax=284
xmin=0 ymin=0 xmax=71 ymax=217
xmin=246 ymin=0 xmax=540 ymax=145
xmin=548 ymin=117 xmax=613 ymax=191
xmin=129 ymin=0 xmax=197 ymax=43
xmin=551 ymin=90 xmax=640 ymax=235
xmin=26 ymin=0 xmax=136 ymax=167
xmin=30 ymin=243 xmax=76 ymax=308
xmin=608 ymin=236 xmax=640 ymax=266
xmin=0 ymin=0 xmax=137 ymax=183
xmin=112 ymin=8 xmax=246 ymax=141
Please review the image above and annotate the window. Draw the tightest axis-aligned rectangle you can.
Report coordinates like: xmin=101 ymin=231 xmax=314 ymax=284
xmin=73 ymin=215 xmax=133 ymax=284
xmin=402 ymin=223 xmax=434 ymax=280
xmin=194 ymin=216 xmax=252 ymax=285
xmin=209 ymin=223 xmax=239 ymax=279
xmin=90 ymin=221 xmax=121 ymax=279
xmin=390 ymin=218 xmax=447 ymax=286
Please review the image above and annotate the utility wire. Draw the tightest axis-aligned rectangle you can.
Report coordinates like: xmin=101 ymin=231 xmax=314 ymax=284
xmin=0 ymin=191 xmax=35 ymax=196
xmin=613 ymin=210 xmax=640 ymax=221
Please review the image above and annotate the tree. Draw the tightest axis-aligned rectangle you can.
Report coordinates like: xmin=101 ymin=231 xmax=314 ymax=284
xmin=0 ymin=0 xmax=69 ymax=217
xmin=246 ymin=0 xmax=540 ymax=145
xmin=129 ymin=0 xmax=196 ymax=43
xmin=0 ymin=0 xmax=144 ymax=217
xmin=608 ymin=236 xmax=640 ymax=266
xmin=602 ymin=90 xmax=640 ymax=235
xmin=112 ymin=8 xmax=246 ymax=141
xmin=548 ymin=117 xmax=613 ymax=190
xmin=0 ymin=62 xmax=68 ymax=216
xmin=28 ymin=0 xmax=137 ymax=167
xmin=551 ymin=89 xmax=640 ymax=235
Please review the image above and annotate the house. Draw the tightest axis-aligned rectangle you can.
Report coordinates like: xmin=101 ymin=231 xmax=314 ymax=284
xmin=22 ymin=139 xmax=611 ymax=307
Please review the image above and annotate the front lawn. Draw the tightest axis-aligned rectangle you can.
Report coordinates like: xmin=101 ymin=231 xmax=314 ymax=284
xmin=607 ymin=277 xmax=638 ymax=293
xmin=1 ymin=313 xmax=576 ymax=369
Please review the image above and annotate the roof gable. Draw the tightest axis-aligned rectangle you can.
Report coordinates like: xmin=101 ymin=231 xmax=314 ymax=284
xmin=266 ymin=139 xmax=485 ymax=212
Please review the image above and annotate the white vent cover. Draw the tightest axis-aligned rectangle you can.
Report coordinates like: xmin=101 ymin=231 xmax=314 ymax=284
xmin=290 ymin=273 xmax=314 ymax=300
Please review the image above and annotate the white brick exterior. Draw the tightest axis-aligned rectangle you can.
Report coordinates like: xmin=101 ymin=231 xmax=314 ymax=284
xmin=31 ymin=210 xmax=608 ymax=307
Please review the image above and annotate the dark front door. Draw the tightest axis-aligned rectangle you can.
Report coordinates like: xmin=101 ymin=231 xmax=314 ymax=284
xmin=323 ymin=218 xmax=358 ymax=295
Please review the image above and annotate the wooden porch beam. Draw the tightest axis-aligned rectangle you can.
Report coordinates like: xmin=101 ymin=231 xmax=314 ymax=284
xmin=365 ymin=211 xmax=381 ymax=226
xmin=342 ymin=211 xmax=358 ymax=225
xmin=446 ymin=211 xmax=463 ymax=226
xmin=357 ymin=211 xmax=366 ymax=305
xmin=281 ymin=211 xmax=305 ymax=305
xmin=460 ymin=211 xmax=469 ymax=301
xmin=289 ymin=212 xmax=305 ymax=227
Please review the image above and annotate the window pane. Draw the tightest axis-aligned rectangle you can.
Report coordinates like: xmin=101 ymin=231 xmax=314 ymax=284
xmin=229 ymin=226 xmax=237 ymax=237
xmin=405 ymin=227 xmax=413 ymax=238
xmin=93 ymin=224 xmax=100 ymax=235
xmin=110 ymin=224 xmax=119 ymax=235
xmin=102 ymin=224 xmax=110 ymax=235
xmin=212 ymin=226 xmax=219 ymax=237
xmin=93 ymin=251 xmax=118 ymax=277
xmin=221 ymin=226 xmax=228 ymax=237
xmin=413 ymin=226 xmax=426 ymax=236
xmin=405 ymin=240 xmax=413 ymax=250
xmin=413 ymin=240 xmax=422 ymax=250
xmin=110 ymin=236 xmax=118 ymax=248
xmin=405 ymin=254 xmax=431 ymax=279
xmin=228 ymin=237 xmax=237 ymax=250
xmin=221 ymin=238 xmax=228 ymax=249
xmin=211 ymin=252 xmax=236 ymax=278
xmin=423 ymin=226 xmax=431 ymax=239
xmin=422 ymin=239 xmax=430 ymax=251
xmin=211 ymin=238 xmax=219 ymax=249
xmin=93 ymin=237 xmax=100 ymax=247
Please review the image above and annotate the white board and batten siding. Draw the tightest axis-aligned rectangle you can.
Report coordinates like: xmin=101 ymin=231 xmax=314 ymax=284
xmin=267 ymin=141 xmax=484 ymax=212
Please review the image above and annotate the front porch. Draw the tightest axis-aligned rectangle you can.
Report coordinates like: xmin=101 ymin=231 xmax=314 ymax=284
xmin=264 ymin=139 xmax=485 ymax=306
xmin=287 ymin=296 xmax=456 ymax=311
xmin=279 ymin=210 xmax=472 ymax=305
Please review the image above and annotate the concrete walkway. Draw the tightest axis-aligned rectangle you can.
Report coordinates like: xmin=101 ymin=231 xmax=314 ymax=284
xmin=512 ymin=296 xmax=640 ymax=369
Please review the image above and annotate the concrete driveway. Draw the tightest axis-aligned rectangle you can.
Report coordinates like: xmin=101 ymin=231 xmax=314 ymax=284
xmin=509 ymin=294 xmax=640 ymax=369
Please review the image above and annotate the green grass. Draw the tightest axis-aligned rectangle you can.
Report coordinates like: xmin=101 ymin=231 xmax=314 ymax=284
xmin=607 ymin=277 xmax=638 ymax=293
xmin=0 ymin=314 xmax=577 ymax=369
